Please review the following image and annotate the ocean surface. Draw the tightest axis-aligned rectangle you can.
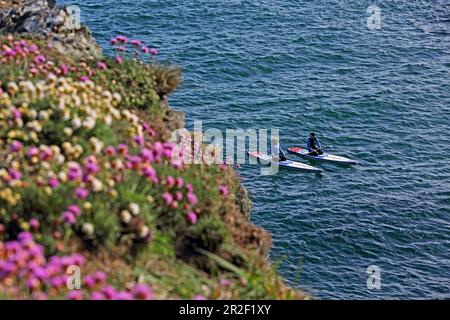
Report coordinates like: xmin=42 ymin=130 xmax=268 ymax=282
xmin=59 ymin=0 xmax=450 ymax=299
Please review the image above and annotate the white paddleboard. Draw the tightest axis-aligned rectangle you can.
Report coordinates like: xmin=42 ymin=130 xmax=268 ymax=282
xmin=248 ymin=151 xmax=323 ymax=173
xmin=287 ymin=147 xmax=357 ymax=165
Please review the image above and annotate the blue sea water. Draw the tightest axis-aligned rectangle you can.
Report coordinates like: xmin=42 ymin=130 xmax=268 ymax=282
xmin=59 ymin=0 xmax=450 ymax=299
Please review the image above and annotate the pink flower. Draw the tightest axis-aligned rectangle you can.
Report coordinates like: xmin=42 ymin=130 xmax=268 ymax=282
xmin=162 ymin=192 xmax=173 ymax=206
xmin=166 ymin=176 xmax=175 ymax=187
xmin=62 ymin=211 xmax=76 ymax=225
xmin=9 ymin=168 xmax=21 ymax=180
xmin=131 ymin=284 xmax=153 ymax=300
xmin=110 ymin=38 xmax=118 ymax=45
xmin=140 ymin=148 xmax=153 ymax=161
xmin=48 ymin=177 xmax=60 ymax=189
xmin=220 ymin=279 xmax=232 ymax=287
xmin=117 ymin=144 xmax=128 ymax=155
xmin=12 ymin=108 xmax=22 ymax=119
xmin=33 ymin=55 xmax=46 ymax=65
xmin=60 ymin=63 xmax=69 ymax=76
xmin=187 ymin=192 xmax=198 ymax=206
xmin=176 ymin=177 xmax=184 ymax=188
xmin=141 ymin=47 xmax=150 ymax=54
xmin=29 ymin=219 xmax=40 ymax=230
xmin=80 ymin=76 xmax=90 ymax=83
xmin=116 ymin=35 xmax=128 ymax=43
xmin=149 ymin=48 xmax=158 ymax=55
xmin=92 ymin=271 xmax=107 ymax=284
xmin=116 ymin=55 xmax=123 ymax=64
xmin=193 ymin=295 xmax=207 ymax=300
xmin=131 ymin=40 xmax=141 ymax=46
xmin=133 ymin=135 xmax=144 ymax=146
xmin=219 ymin=185 xmax=229 ymax=197
xmin=187 ymin=212 xmax=197 ymax=225
xmin=10 ymin=140 xmax=23 ymax=152
xmin=186 ymin=183 xmax=194 ymax=193
xmin=26 ymin=147 xmax=39 ymax=159
xmin=67 ymin=290 xmax=83 ymax=300
xmin=74 ymin=187 xmax=89 ymax=199
xmin=97 ymin=61 xmax=107 ymax=70
xmin=68 ymin=204 xmax=81 ymax=217
xmin=90 ymin=291 xmax=106 ymax=300
xmin=85 ymin=162 xmax=99 ymax=174
xmin=104 ymin=146 xmax=116 ymax=156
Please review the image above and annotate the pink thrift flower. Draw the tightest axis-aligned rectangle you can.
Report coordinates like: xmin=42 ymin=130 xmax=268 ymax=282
xmin=117 ymin=144 xmax=128 ymax=155
xmin=219 ymin=185 xmax=229 ymax=197
xmin=33 ymin=55 xmax=46 ymax=65
xmin=10 ymin=140 xmax=23 ymax=152
xmin=27 ymin=147 xmax=39 ymax=159
xmin=140 ymin=148 xmax=153 ymax=161
xmin=187 ymin=192 xmax=198 ymax=206
xmin=116 ymin=55 xmax=123 ymax=64
xmin=193 ymin=295 xmax=207 ymax=300
xmin=48 ymin=177 xmax=60 ymax=189
xmin=134 ymin=135 xmax=145 ymax=146
xmin=67 ymin=290 xmax=83 ymax=300
xmin=162 ymin=192 xmax=174 ymax=206
xmin=166 ymin=176 xmax=175 ymax=187
xmin=92 ymin=271 xmax=107 ymax=284
xmin=187 ymin=212 xmax=198 ymax=225
xmin=131 ymin=40 xmax=141 ymax=46
xmin=68 ymin=204 xmax=81 ymax=217
xmin=97 ymin=61 xmax=107 ymax=70
xmin=131 ymin=284 xmax=153 ymax=300
xmin=62 ymin=211 xmax=76 ymax=225
xmin=186 ymin=183 xmax=194 ymax=193
xmin=29 ymin=218 xmax=40 ymax=230
xmin=74 ymin=187 xmax=89 ymax=199
xmin=60 ymin=63 xmax=69 ymax=76
xmin=176 ymin=177 xmax=184 ymax=188
xmin=9 ymin=168 xmax=21 ymax=180
xmin=12 ymin=108 xmax=22 ymax=119
xmin=149 ymin=48 xmax=158 ymax=55
xmin=220 ymin=279 xmax=232 ymax=287
xmin=91 ymin=291 xmax=106 ymax=300
xmin=116 ymin=35 xmax=128 ymax=43
xmin=80 ymin=76 xmax=90 ymax=83
xmin=104 ymin=146 xmax=116 ymax=156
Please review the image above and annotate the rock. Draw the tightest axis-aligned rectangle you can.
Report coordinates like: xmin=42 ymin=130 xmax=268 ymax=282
xmin=0 ymin=0 xmax=102 ymax=59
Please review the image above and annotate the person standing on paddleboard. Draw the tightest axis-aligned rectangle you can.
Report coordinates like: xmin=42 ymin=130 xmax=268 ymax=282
xmin=307 ymin=132 xmax=323 ymax=156
xmin=272 ymin=138 xmax=287 ymax=161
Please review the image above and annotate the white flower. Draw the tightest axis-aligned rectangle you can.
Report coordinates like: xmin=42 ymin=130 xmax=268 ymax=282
xmin=138 ymin=226 xmax=150 ymax=239
xmin=72 ymin=117 xmax=82 ymax=129
xmin=82 ymin=223 xmax=95 ymax=236
xmin=129 ymin=203 xmax=140 ymax=216
xmin=120 ymin=210 xmax=132 ymax=224
xmin=91 ymin=178 xmax=103 ymax=192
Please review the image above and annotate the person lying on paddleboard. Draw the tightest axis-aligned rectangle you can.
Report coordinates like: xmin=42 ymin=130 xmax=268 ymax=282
xmin=307 ymin=132 xmax=323 ymax=156
xmin=272 ymin=138 xmax=287 ymax=161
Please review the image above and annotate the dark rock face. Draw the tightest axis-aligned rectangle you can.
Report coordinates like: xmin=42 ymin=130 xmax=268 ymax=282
xmin=0 ymin=0 xmax=102 ymax=58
